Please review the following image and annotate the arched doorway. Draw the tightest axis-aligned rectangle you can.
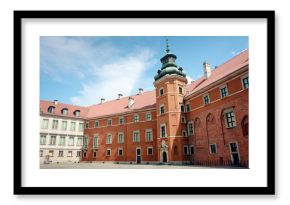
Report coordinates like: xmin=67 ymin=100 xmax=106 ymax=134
xmin=163 ymin=151 xmax=167 ymax=163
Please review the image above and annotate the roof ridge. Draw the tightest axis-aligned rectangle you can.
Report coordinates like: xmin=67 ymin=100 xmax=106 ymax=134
xmin=214 ymin=49 xmax=248 ymax=70
xmin=40 ymin=99 xmax=86 ymax=108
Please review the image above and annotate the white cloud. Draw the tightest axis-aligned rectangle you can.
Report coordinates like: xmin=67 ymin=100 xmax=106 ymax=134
xmin=70 ymin=48 xmax=155 ymax=106
xmin=186 ymin=76 xmax=194 ymax=84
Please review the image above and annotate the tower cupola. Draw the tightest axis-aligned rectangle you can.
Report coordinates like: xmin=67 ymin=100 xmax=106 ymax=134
xmin=154 ymin=37 xmax=186 ymax=81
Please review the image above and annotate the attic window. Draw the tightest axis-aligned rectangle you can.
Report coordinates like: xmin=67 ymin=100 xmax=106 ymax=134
xmin=61 ymin=108 xmax=68 ymax=115
xmin=73 ymin=110 xmax=80 ymax=117
xmin=48 ymin=106 xmax=55 ymax=113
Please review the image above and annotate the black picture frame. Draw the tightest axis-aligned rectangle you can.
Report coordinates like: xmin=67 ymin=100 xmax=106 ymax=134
xmin=14 ymin=10 xmax=275 ymax=195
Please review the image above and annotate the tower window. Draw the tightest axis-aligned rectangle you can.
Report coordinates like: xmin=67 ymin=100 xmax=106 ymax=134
xmin=159 ymin=88 xmax=164 ymax=96
xmin=180 ymin=104 xmax=185 ymax=113
xmin=179 ymin=86 xmax=183 ymax=94
xmin=160 ymin=124 xmax=166 ymax=138
xmin=160 ymin=105 xmax=165 ymax=115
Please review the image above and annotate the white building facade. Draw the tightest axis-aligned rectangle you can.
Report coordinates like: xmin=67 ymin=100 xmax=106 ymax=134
xmin=39 ymin=101 xmax=86 ymax=164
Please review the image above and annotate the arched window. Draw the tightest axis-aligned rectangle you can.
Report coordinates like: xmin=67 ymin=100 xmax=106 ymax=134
xmin=241 ymin=116 xmax=249 ymax=137
xmin=61 ymin=108 xmax=68 ymax=115
xmin=73 ymin=110 xmax=80 ymax=117
xmin=47 ymin=106 xmax=55 ymax=113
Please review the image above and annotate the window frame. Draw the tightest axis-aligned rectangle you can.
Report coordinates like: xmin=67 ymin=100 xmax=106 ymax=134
xmin=118 ymin=148 xmax=123 ymax=156
xmin=145 ymin=129 xmax=153 ymax=142
xmin=93 ymin=134 xmax=99 ymax=148
xmin=106 ymin=134 xmax=112 ymax=144
xmin=40 ymin=135 xmax=46 ymax=145
xmin=107 ymin=118 xmax=112 ymax=126
xmin=241 ymin=74 xmax=249 ymax=89
xmin=186 ymin=103 xmax=190 ymax=112
xmin=187 ymin=121 xmax=194 ymax=136
xmin=118 ymin=132 xmax=124 ymax=144
xmin=220 ymin=85 xmax=229 ymax=98
xmin=146 ymin=112 xmax=152 ymax=121
xmin=182 ymin=130 xmax=187 ymax=137
xmin=133 ymin=114 xmax=139 ymax=123
xmin=59 ymin=136 xmax=66 ymax=146
xmin=203 ymin=94 xmax=210 ymax=105
xmin=133 ymin=130 xmax=140 ymax=142
xmin=183 ymin=145 xmax=189 ymax=155
xmin=119 ymin=117 xmax=124 ymax=125
xmin=41 ymin=119 xmax=49 ymax=129
xmin=224 ymin=108 xmax=237 ymax=128
xmin=160 ymin=104 xmax=165 ymax=115
xmin=178 ymin=86 xmax=183 ymax=94
xmin=94 ymin=120 xmax=99 ymax=128
xmin=209 ymin=143 xmax=217 ymax=154
xmin=147 ymin=147 xmax=153 ymax=155
xmin=70 ymin=121 xmax=76 ymax=131
xmin=159 ymin=87 xmax=164 ymax=96
xmin=52 ymin=119 xmax=58 ymax=130
xmin=181 ymin=116 xmax=186 ymax=123
xmin=160 ymin=124 xmax=167 ymax=138
xmin=49 ymin=135 xmax=56 ymax=145
xmin=106 ymin=148 xmax=111 ymax=156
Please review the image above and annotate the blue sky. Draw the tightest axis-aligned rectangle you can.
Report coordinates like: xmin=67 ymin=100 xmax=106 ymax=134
xmin=40 ymin=36 xmax=248 ymax=106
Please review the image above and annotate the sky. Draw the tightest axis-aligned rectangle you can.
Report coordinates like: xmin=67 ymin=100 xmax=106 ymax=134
xmin=40 ymin=36 xmax=248 ymax=106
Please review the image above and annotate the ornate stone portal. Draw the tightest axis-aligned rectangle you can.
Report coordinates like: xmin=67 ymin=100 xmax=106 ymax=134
xmin=159 ymin=140 xmax=169 ymax=163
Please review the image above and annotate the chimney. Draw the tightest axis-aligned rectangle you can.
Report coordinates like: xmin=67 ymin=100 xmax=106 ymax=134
xmin=100 ymin=98 xmax=105 ymax=104
xmin=53 ymin=100 xmax=58 ymax=105
xmin=118 ymin=93 xmax=123 ymax=100
xmin=203 ymin=61 xmax=211 ymax=79
xmin=138 ymin=88 xmax=144 ymax=95
xmin=128 ymin=97 xmax=134 ymax=108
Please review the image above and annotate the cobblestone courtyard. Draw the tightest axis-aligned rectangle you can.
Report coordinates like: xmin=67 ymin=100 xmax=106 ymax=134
xmin=40 ymin=162 xmax=242 ymax=169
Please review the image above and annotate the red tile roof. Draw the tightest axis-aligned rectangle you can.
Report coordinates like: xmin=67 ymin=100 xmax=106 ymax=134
xmin=186 ymin=49 xmax=249 ymax=95
xmin=40 ymin=49 xmax=248 ymax=119
xmin=40 ymin=100 xmax=88 ymax=119
xmin=86 ymin=90 xmax=156 ymax=118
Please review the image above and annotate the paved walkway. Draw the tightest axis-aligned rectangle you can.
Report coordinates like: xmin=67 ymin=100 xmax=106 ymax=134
xmin=40 ymin=162 xmax=240 ymax=169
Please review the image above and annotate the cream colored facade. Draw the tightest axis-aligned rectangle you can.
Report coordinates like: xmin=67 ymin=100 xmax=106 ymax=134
xmin=39 ymin=115 xmax=85 ymax=164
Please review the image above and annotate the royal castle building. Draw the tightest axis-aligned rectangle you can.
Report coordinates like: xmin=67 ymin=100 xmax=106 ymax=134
xmin=40 ymin=43 xmax=249 ymax=166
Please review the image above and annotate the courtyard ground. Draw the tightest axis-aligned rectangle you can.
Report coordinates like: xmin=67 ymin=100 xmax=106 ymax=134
xmin=40 ymin=162 xmax=244 ymax=169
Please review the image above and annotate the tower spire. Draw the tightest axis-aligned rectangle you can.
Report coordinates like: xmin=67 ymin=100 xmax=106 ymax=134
xmin=165 ymin=37 xmax=170 ymax=53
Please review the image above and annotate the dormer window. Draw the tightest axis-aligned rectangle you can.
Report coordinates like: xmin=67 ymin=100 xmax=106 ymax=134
xmin=73 ymin=110 xmax=80 ymax=117
xmin=48 ymin=106 xmax=55 ymax=113
xmin=61 ymin=108 xmax=68 ymax=115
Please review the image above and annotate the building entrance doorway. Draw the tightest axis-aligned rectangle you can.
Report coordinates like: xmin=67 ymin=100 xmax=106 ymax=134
xmin=162 ymin=151 xmax=167 ymax=163
xmin=136 ymin=148 xmax=141 ymax=164
xmin=230 ymin=142 xmax=240 ymax=166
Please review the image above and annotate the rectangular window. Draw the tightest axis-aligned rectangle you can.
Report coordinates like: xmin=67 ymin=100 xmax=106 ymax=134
xmin=182 ymin=130 xmax=187 ymax=137
xmin=161 ymin=125 xmax=166 ymax=138
xmin=85 ymin=121 xmax=89 ymax=128
xmin=52 ymin=120 xmax=58 ymax=130
xmin=230 ymin=142 xmax=238 ymax=153
xmin=147 ymin=147 xmax=153 ymax=155
xmin=61 ymin=121 xmax=67 ymax=130
xmin=93 ymin=135 xmax=99 ymax=148
xmin=49 ymin=150 xmax=54 ymax=157
xmin=94 ymin=120 xmax=99 ymax=128
xmin=119 ymin=117 xmax=124 ymax=125
xmin=146 ymin=113 xmax=152 ymax=121
xmin=204 ymin=95 xmax=210 ymax=105
xmin=40 ymin=150 xmax=43 ymax=157
xmin=83 ymin=137 xmax=88 ymax=148
xmin=70 ymin=122 xmax=76 ymax=131
xmin=133 ymin=115 xmax=139 ymax=123
xmin=68 ymin=136 xmax=74 ymax=146
xmin=181 ymin=116 xmax=186 ymax=123
xmin=225 ymin=111 xmax=236 ymax=128
xmin=106 ymin=134 xmax=112 ymax=144
xmin=186 ymin=103 xmax=190 ymax=112
xmin=76 ymin=137 xmax=82 ymax=146
xmin=118 ymin=148 xmax=123 ymax=156
xmin=180 ymin=104 xmax=185 ymax=113
xmin=58 ymin=150 xmax=63 ymax=157
xmin=133 ymin=131 xmax=140 ymax=142
xmin=78 ymin=123 xmax=84 ymax=132
xmin=160 ymin=105 xmax=165 ymax=115
xmin=179 ymin=86 xmax=183 ymax=94
xmin=183 ymin=145 xmax=189 ymax=155
xmin=210 ymin=144 xmax=217 ymax=154
xmin=49 ymin=136 xmax=56 ymax=145
xmin=41 ymin=119 xmax=49 ymax=129
xmin=40 ymin=135 xmax=46 ymax=145
xmin=107 ymin=119 xmax=112 ymax=126
xmin=188 ymin=122 xmax=194 ymax=136
xmin=59 ymin=136 xmax=66 ymax=146
xmin=190 ymin=146 xmax=194 ymax=155
xmin=145 ymin=130 xmax=153 ymax=142
xmin=76 ymin=151 xmax=81 ymax=157
xmin=220 ymin=86 xmax=228 ymax=98
xmin=67 ymin=151 xmax=73 ymax=157
xmin=242 ymin=76 xmax=249 ymax=89
xmin=106 ymin=149 xmax=111 ymax=156
xmin=159 ymin=88 xmax=164 ymax=96
xmin=118 ymin=133 xmax=124 ymax=144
